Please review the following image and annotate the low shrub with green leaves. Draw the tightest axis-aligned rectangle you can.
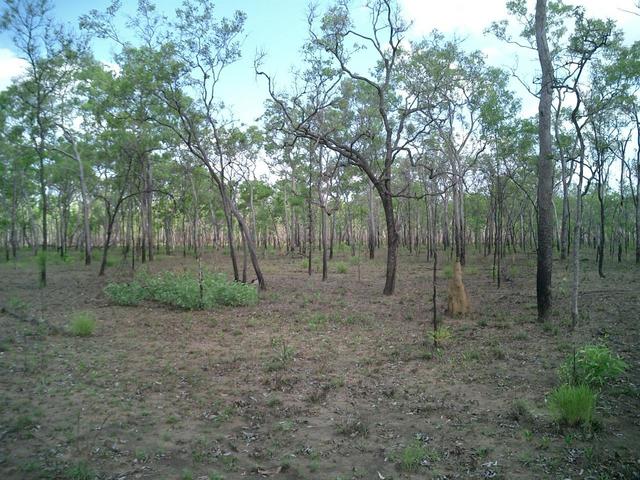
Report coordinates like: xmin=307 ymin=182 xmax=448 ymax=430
xmin=104 ymin=270 xmax=258 ymax=310
xmin=558 ymin=344 xmax=627 ymax=389
xmin=104 ymin=281 xmax=146 ymax=306
xmin=334 ymin=261 xmax=348 ymax=274
xmin=68 ymin=311 xmax=96 ymax=337
xmin=548 ymin=384 xmax=597 ymax=427
xmin=427 ymin=326 xmax=452 ymax=345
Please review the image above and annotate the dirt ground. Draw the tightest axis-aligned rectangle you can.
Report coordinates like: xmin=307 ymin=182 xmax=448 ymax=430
xmin=0 ymin=247 xmax=638 ymax=479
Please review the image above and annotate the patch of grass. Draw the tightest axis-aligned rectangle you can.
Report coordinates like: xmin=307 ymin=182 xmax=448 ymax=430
xmin=14 ymin=414 xmax=37 ymax=432
xmin=490 ymin=346 xmax=506 ymax=360
xmin=67 ymin=311 xmax=96 ymax=337
xmin=427 ymin=326 xmax=452 ymax=346
xmin=542 ymin=321 xmax=558 ymax=335
xmin=342 ymin=312 xmax=369 ymax=326
xmin=336 ymin=416 xmax=368 ymax=437
xmin=514 ymin=331 xmax=528 ymax=341
xmin=558 ymin=344 xmax=627 ymax=389
xmin=7 ymin=296 xmax=29 ymax=314
xmin=442 ymin=264 xmax=453 ymax=278
xmin=106 ymin=271 xmax=258 ymax=310
xmin=462 ymin=350 xmax=481 ymax=362
xmin=103 ymin=281 xmax=146 ymax=306
xmin=265 ymin=337 xmax=294 ymax=372
xmin=508 ymin=399 xmax=533 ymax=423
xmin=334 ymin=261 xmax=348 ymax=274
xmin=395 ymin=440 xmax=439 ymax=471
xmin=548 ymin=384 xmax=597 ymax=427
xmin=64 ymin=461 xmax=95 ymax=480
xmin=306 ymin=312 xmax=327 ymax=330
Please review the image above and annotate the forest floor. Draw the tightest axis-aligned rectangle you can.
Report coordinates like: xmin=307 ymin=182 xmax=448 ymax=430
xmin=0 ymin=248 xmax=639 ymax=480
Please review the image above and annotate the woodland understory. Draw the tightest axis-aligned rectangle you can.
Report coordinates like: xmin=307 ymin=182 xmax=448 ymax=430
xmin=1 ymin=0 xmax=639 ymax=478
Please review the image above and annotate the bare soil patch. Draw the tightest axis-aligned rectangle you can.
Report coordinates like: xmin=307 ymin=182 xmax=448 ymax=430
xmin=0 ymin=250 xmax=638 ymax=479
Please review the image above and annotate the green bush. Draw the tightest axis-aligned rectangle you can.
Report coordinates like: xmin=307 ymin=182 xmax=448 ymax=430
xmin=335 ymin=261 xmax=348 ymax=274
xmin=105 ymin=271 xmax=258 ymax=310
xmin=548 ymin=384 xmax=597 ymax=427
xmin=427 ymin=326 xmax=452 ymax=345
xmin=559 ymin=344 xmax=627 ymax=389
xmin=68 ymin=312 xmax=96 ymax=337
xmin=104 ymin=281 xmax=146 ymax=306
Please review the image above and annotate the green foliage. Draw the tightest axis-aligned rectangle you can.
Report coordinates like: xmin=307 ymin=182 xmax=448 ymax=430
xmin=558 ymin=344 xmax=627 ymax=389
xmin=334 ymin=261 xmax=348 ymax=274
xmin=104 ymin=271 xmax=258 ymax=310
xmin=442 ymin=264 xmax=453 ymax=278
xmin=68 ymin=311 xmax=96 ymax=337
xmin=427 ymin=326 xmax=452 ymax=345
xmin=103 ymin=281 xmax=146 ymax=306
xmin=64 ymin=460 xmax=95 ymax=480
xmin=395 ymin=440 xmax=439 ymax=471
xmin=548 ymin=384 xmax=597 ymax=427
xmin=265 ymin=337 xmax=294 ymax=372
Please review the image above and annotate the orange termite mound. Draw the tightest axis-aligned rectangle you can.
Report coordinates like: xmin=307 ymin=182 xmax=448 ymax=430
xmin=446 ymin=260 xmax=470 ymax=316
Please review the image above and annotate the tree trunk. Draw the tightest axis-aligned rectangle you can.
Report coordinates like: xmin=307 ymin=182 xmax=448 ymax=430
xmin=367 ymin=180 xmax=376 ymax=259
xmin=535 ymin=0 xmax=554 ymax=322
xmin=378 ymin=188 xmax=398 ymax=295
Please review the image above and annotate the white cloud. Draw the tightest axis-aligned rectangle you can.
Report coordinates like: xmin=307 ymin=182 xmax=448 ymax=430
xmin=399 ymin=0 xmax=640 ymax=41
xmin=0 ymin=48 xmax=27 ymax=91
xmin=101 ymin=61 xmax=121 ymax=76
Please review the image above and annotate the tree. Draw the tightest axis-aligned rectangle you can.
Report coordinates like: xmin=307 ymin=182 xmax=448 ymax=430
xmin=535 ymin=0 xmax=555 ymax=322
xmin=257 ymin=0 xmax=444 ymax=295
xmin=1 ymin=0 xmax=82 ymax=285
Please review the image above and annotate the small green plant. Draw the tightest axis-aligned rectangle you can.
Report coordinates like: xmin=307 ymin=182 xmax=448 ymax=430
xmin=427 ymin=326 xmax=452 ymax=345
xmin=7 ymin=296 xmax=29 ymax=314
xmin=396 ymin=440 xmax=438 ymax=471
xmin=558 ymin=344 xmax=627 ymax=389
xmin=442 ymin=264 xmax=453 ymax=279
xmin=334 ymin=261 xmax=348 ymax=274
xmin=508 ymin=399 xmax=533 ymax=423
xmin=68 ymin=312 xmax=96 ymax=337
xmin=64 ymin=461 xmax=95 ymax=480
xmin=548 ymin=384 xmax=597 ymax=427
xmin=103 ymin=281 xmax=146 ymax=306
xmin=307 ymin=312 xmax=327 ymax=330
xmin=265 ymin=337 xmax=294 ymax=372
xmin=336 ymin=416 xmax=368 ymax=437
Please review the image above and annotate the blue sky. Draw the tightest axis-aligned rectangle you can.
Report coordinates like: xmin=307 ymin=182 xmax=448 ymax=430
xmin=1 ymin=0 xmax=639 ymax=125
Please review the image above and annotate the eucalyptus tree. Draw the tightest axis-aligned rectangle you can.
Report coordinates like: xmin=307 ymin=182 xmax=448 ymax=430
xmin=257 ymin=0 xmax=448 ymax=295
xmin=1 ymin=0 xmax=89 ymax=284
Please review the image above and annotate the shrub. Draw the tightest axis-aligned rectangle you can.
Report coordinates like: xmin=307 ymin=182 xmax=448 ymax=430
xmin=104 ymin=281 xmax=146 ymax=306
xmin=68 ymin=312 xmax=96 ymax=337
xmin=335 ymin=261 xmax=348 ymax=274
xmin=558 ymin=344 xmax=627 ymax=389
xmin=427 ymin=326 xmax=452 ymax=345
xmin=548 ymin=384 xmax=597 ymax=427
xmin=105 ymin=271 xmax=257 ymax=310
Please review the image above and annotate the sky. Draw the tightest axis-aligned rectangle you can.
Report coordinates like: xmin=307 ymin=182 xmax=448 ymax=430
xmin=1 ymin=0 xmax=639 ymax=125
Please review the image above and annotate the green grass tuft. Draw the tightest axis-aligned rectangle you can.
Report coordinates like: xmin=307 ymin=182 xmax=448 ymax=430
xmin=68 ymin=311 xmax=96 ymax=337
xmin=334 ymin=261 xmax=348 ymax=274
xmin=548 ymin=384 xmax=597 ymax=427
xmin=396 ymin=440 xmax=438 ymax=471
